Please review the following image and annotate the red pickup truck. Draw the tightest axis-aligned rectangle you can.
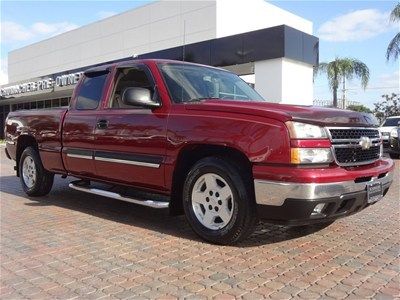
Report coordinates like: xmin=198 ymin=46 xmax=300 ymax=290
xmin=4 ymin=59 xmax=394 ymax=244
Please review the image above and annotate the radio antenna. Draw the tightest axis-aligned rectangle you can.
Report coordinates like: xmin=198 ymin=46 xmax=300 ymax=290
xmin=182 ymin=20 xmax=186 ymax=61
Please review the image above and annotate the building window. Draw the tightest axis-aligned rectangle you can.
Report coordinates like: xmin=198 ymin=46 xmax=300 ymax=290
xmin=61 ymin=97 xmax=70 ymax=107
xmin=45 ymin=100 xmax=51 ymax=108
xmin=51 ymin=98 xmax=60 ymax=107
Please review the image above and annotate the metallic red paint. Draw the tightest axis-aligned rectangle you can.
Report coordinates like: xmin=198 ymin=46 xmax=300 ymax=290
xmin=4 ymin=59 xmax=392 ymax=197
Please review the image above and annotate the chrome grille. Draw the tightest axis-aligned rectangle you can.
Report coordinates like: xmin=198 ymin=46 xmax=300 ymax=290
xmin=327 ymin=127 xmax=381 ymax=166
xmin=329 ymin=128 xmax=380 ymax=140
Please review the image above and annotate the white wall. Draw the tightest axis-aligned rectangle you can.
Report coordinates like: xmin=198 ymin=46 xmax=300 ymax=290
xmin=8 ymin=1 xmax=217 ymax=82
xmin=254 ymin=58 xmax=313 ymax=105
xmin=216 ymin=0 xmax=312 ymax=38
xmin=281 ymin=58 xmax=313 ymax=105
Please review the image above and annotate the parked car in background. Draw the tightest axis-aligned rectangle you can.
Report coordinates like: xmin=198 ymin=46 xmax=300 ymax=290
xmin=379 ymin=116 xmax=400 ymax=148
xmin=388 ymin=124 xmax=400 ymax=159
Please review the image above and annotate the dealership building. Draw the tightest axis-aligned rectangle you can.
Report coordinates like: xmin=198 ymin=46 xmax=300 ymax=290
xmin=0 ymin=0 xmax=318 ymax=138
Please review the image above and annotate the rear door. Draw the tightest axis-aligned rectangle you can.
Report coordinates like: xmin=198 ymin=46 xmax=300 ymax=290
xmin=92 ymin=64 xmax=168 ymax=190
xmin=62 ymin=69 xmax=110 ymax=177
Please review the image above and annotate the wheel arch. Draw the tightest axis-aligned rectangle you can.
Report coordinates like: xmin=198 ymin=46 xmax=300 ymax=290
xmin=169 ymin=144 xmax=254 ymax=215
xmin=16 ymin=134 xmax=38 ymax=177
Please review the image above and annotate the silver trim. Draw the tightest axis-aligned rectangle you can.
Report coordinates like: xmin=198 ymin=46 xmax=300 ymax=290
xmin=67 ymin=153 xmax=93 ymax=160
xmin=333 ymin=142 xmax=380 ymax=149
xmin=254 ymin=171 xmax=393 ymax=206
xmin=94 ymin=156 xmax=160 ymax=168
xmin=326 ymin=127 xmax=381 ymax=167
xmin=69 ymin=183 xmax=169 ymax=208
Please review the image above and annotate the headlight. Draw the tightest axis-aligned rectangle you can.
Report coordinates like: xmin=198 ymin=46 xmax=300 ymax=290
xmin=391 ymin=128 xmax=398 ymax=138
xmin=286 ymin=121 xmax=328 ymax=139
xmin=291 ymin=148 xmax=333 ymax=164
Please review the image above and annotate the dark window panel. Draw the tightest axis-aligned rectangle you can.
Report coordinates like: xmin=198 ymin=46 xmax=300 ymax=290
xmin=184 ymin=41 xmax=211 ymax=65
xmin=284 ymin=26 xmax=303 ymax=62
xmin=302 ymin=34 xmax=319 ymax=66
xmin=51 ymin=98 xmax=60 ymax=107
xmin=37 ymin=101 xmax=44 ymax=109
xmin=243 ymin=26 xmax=285 ymax=63
xmin=61 ymin=98 xmax=69 ymax=107
xmin=45 ymin=100 xmax=52 ymax=108
xmin=31 ymin=102 xmax=37 ymax=109
xmin=140 ymin=46 xmax=183 ymax=61
xmin=210 ymin=35 xmax=244 ymax=66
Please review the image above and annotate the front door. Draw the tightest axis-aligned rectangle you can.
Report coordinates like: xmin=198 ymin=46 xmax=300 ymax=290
xmin=92 ymin=65 xmax=168 ymax=190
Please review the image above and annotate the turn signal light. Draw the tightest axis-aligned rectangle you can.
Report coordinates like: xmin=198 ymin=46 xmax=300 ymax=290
xmin=291 ymin=148 xmax=333 ymax=164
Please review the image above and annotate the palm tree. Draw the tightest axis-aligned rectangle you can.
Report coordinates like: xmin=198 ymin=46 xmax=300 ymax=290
xmin=386 ymin=3 xmax=400 ymax=61
xmin=315 ymin=57 xmax=370 ymax=108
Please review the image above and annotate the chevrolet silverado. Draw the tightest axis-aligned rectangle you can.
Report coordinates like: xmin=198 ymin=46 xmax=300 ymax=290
xmin=4 ymin=59 xmax=394 ymax=244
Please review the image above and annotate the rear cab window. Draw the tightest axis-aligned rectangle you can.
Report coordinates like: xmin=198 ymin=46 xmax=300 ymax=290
xmin=75 ymin=70 xmax=109 ymax=110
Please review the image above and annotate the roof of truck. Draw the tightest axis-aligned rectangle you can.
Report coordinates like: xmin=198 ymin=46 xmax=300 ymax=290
xmin=84 ymin=59 xmax=228 ymax=74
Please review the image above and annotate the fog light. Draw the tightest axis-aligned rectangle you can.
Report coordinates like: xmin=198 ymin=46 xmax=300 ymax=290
xmin=311 ymin=203 xmax=326 ymax=217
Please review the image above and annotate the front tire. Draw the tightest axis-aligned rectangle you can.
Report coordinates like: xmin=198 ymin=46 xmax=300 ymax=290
xmin=182 ymin=157 xmax=257 ymax=245
xmin=19 ymin=147 xmax=54 ymax=196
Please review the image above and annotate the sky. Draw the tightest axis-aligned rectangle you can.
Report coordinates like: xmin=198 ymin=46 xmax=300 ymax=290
xmin=1 ymin=0 xmax=399 ymax=108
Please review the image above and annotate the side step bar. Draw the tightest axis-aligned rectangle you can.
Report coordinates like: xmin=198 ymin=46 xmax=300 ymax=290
xmin=69 ymin=183 xmax=169 ymax=209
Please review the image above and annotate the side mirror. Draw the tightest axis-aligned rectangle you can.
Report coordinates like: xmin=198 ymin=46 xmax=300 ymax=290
xmin=122 ymin=87 xmax=161 ymax=109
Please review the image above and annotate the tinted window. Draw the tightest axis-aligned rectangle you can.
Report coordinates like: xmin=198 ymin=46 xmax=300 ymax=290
xmin=383 ymin=117 xmax=400 ymax=126
xmin=76 ymin=72 xmax=108 ymax=110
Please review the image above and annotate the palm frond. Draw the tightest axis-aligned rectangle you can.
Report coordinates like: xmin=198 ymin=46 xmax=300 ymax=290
xmin=386 ymin=32 xmax=400 ymax=61
xmin=390 ymin=3 xmax=400 ymax=22
xmin=351 ymin=59 xmax=370 ymax=89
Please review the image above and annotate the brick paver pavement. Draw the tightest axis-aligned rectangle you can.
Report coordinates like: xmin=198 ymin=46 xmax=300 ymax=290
xmin=0 ymin=147 xmax=399 ymax=299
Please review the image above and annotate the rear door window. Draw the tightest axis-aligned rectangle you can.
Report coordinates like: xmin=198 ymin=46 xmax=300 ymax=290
xmin=76 ymin=71 xmax=108 ymax=110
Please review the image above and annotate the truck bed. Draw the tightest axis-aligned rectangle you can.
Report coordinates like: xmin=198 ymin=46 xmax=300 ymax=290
xmin=5 ymin=108 xmax=68 ymax=173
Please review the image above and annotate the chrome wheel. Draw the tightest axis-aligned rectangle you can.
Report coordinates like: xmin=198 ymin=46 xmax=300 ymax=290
xmin=22 ymin=155 xmax=36 ymax=188
xmin=191 ymin=173 xmax=234 ymax=230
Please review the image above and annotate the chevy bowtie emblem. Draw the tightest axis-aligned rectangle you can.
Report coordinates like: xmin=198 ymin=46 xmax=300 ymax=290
xmin=359 ymin=136 xmax=372 ymax=150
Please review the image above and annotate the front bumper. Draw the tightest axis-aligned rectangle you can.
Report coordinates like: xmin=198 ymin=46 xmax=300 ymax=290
xmin=254 ymin=170 xmax=393 ymax=225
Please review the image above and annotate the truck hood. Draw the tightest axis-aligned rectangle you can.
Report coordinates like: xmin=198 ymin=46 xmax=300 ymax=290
xmin=184 ymin=100 xmax=379 ymax=127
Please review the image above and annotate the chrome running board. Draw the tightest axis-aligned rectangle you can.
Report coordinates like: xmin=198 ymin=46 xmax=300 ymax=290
xmin=69 ymin=183 xmax=169 ymax=209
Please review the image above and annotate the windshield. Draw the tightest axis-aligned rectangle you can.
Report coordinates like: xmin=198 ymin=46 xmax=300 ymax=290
xmin=158 ymin=63 xmax=265 ymax=103
xmin=382 ymin=117 xmax=400 ymax=126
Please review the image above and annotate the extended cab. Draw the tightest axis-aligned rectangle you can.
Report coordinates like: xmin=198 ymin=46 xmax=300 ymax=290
xmin=4 ymin=59 xmax=394 ymax=244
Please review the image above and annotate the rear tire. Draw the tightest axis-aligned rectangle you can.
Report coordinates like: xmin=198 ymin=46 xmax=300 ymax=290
xmin=19 ymin=147 xmax=54 ymax=196
xmin=182 ymin=157 xmax=257 ymax=245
